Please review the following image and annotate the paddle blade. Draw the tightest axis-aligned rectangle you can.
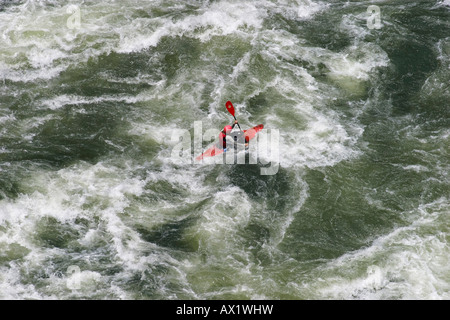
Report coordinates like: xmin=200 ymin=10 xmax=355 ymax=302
xmin=225 ymin=101 xmax=235 ymax=117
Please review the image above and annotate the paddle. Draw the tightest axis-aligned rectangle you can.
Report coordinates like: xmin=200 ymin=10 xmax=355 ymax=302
xmin=225 ymin=101 xmax=242 ymax=130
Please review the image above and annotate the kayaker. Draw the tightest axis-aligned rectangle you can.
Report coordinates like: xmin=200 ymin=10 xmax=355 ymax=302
xmin=219 ymin=120 xmax=239 ymax=150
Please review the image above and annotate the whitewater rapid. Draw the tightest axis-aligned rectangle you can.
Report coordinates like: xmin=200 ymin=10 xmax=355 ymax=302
xmin=0 ymin=0 xmax=448 ymax=300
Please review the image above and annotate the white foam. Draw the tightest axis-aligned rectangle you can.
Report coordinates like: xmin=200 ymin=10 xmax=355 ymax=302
xmin=40 ymin=94 xmax=142 ymax=110
xmin=27 ymin=46 xmax=67 ymax=69
xmin=195 ymin=186 xmax=251 ymax=239
xmin=0 ymin=3 xmax=127 ymax=82
xmin=0 ymin=64 xmax=66 ymax=82
xmin=326 ymin=43 xmax=390 ymax=82
xmin=234 ymin=26 xmax=389 ymax=172
xmin=280 ymin=112 xmax=360 ymax=169
xmin=402 ymin=165 xmax=431 ymax=173
xmin=0 ymin=157 xmax=210 ymax=298
xmin=435 ymin=0 xmax=450 ymax=7
xmin=267 ymin=0 xmax=325 ymax=20
xmin=0 ymin=4 xmax=68 ymax=81
xmin=315 ymin=197 xmax=450 ymax=299
xmin=117 ymin=1 xmax=265 ymax=53
xmin=0 ymin=114 xmax=16 ymax=125
xmin=0 ymin=266 xmax=45 ymax=300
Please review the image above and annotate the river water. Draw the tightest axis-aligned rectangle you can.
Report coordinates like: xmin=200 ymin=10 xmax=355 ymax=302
xmin=0 ymin=0 xmax=449 ymax=299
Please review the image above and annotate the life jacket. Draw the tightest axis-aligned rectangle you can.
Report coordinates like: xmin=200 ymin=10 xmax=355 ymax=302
xmin=219 ymin=131 xmax=227 ymax=148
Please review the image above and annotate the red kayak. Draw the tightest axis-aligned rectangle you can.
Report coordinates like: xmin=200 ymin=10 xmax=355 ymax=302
xmin=195 ymin=124 xmax=264 ymax=161
xmin=196 ymin=124 xmax=264 ymax=161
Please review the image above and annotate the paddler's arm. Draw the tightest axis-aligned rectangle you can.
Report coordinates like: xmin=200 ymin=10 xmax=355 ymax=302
xmin=231 ymin=120 xmax=242 ymax=131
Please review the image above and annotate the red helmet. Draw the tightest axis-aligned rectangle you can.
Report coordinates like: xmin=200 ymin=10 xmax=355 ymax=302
xmin=223 ymin=125 xmax=232 ymax=133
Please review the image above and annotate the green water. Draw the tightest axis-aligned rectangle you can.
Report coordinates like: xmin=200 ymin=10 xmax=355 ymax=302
xmin=0 ymin=0 xmax=449 ymax=299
